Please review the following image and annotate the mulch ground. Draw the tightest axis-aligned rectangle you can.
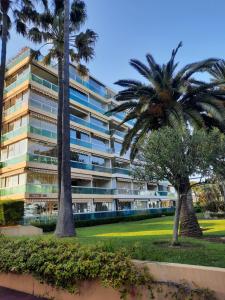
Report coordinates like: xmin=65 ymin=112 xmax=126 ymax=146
xmin=0 ymin=287 xmax=48 ymax=300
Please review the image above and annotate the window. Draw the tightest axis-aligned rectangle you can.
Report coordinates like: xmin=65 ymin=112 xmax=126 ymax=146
xmin=28 ymin=142 xmax=57 ymax=157
xmin=90 ymin=116 xmax=107 ymax=128
xmin=71 ymin=152 xmax=90 ymax=164
xmin=114 ymin=142 xmax=122 ymax=154
xmin=94 ymin=202 xmax=112 ymax=212
xmin=1 ymin=139 xmax=27 ymax=160
xmin=71 ymin=130 xmax=90 ymax=142
xmin=91 ymin=155 xmax=105 ymax=166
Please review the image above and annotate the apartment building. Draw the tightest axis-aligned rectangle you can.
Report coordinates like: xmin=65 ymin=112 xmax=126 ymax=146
xmin=0 ymin=48 xmax=177 ymax=216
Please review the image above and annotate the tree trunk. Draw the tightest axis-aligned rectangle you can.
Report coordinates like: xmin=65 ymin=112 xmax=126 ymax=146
xmin=180 ymin=177 xmax=202 ymax=237
xmin=0 ymin=12 xmax=8 ymax=145
xmin=57 ymin=56 xmax=63 ymax=207
xmin=172 ymin=192 xmax=182 ymax=245
xmin=55 ymin=0 xmax=75 ymax=237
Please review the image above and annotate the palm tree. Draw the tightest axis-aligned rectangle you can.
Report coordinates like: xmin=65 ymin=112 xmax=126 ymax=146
xmin=55 ymin=0 xmax=73 ymax=237
xmin=0 ymin=0 xmax=33 ymax=144
xmin=28 ymin=0 xmax=97 ymax=236
xmin=108 ymin=43 xmax=225 ymax=237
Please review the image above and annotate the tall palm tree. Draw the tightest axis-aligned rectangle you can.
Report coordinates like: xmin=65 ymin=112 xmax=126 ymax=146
xmin=108 ymin=43 xmax=225 ymax=237
xmin=28 ymin=0 xmax=97 ymax=236
xmin=55 ymin=0 xmax=73 ymax=237
xmin=0 ymin=0 xmax=33 ymax=144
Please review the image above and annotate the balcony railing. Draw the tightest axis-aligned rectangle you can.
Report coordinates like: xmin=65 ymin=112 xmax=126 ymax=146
xmin=30 ymin=98 xmax=57 ymax=115
xmin=70 ymin=92 xmax=106 ymax=114
xmin=3 ymin=100 xmax=28 ymax=117
xmin=112 ymin=167 xmax=131 ymax=175
xmin=4 ymin=71 xmax=30 ymax=94
xmin=26 ymin=183 xmax=58 ymax=194
xmin=72 ymin=186 xmax=113 ymax=195
xmin=71 ymin=161 xmax=112 ymax=173
xmin=31 ymin=73 xmax=58 ymax=92
xmin=1 ymin=126 xmax=27 ymax=142
xmin=70 ymin=115 xmax=110 ymax=135
xmin=0 ymin=154 xmax=27 ymax=168
xmin=29 ymin=125 xmax=57 ymax=140
xmin=0 ymin=185 xmax=26 ymax=196
xmin=28 ymin=153 xmax=58 ymax=165
xmin=6 ymin=49 xmax=30 ymax=70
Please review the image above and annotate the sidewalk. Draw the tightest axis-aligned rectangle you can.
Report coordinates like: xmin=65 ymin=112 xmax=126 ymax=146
xmin=0 ymin=287 xmax=48 ymax=300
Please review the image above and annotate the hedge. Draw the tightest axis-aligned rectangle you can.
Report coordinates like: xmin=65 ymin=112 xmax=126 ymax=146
xmin=0 ymin=200 xmax=24 ymax=226
xmin=0 ymin=238 xmax=152 ymax=298
xmin=31 ymin=212 xmax=175 ymax=232
xmin=0 ymin=238 xmax=215 ymax=299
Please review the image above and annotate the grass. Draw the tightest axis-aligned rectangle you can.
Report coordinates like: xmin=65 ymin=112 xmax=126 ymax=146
xmin=14 ymin=215 xmax=225 ymax=268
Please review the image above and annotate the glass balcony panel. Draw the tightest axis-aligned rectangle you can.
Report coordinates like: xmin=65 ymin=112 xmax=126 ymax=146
xmin=70 ymin=138 xmax=92 ymax=149
xmin=0 ymin=154 xmax=27 ymax=168
xmin=4 ymin=71 xmax=30 ymax=94
xmin=70 ymin=115 xmax=109 ymax=134
xmin=112 ymin=167 xmax=131 ymax=175
xmin=0 ymin=185 xmax=26 ymax=196
xmin=1 ymin=126 xmax=27 ymax=142
xmin=7 ymin=49 xmax=30 ymax=70
xmin=71 ymin=161 xmax=111 ymax=173
xmin=72 ymin=186 xmax=113 ymax=194
xmin=28 ymin=153 xmax=57 ymax=165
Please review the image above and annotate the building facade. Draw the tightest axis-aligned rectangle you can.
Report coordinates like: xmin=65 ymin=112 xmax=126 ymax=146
xmin=0 ymin=48 xmax=177 ymax=216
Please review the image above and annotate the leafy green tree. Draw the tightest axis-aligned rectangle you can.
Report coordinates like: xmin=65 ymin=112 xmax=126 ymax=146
xmin=134 ymin=126 xmax=225 ymax=244
xmin=28 ymin=0 xmax=97 ymax=236
xmin=108 ymin=44 xmax=225 ymax=237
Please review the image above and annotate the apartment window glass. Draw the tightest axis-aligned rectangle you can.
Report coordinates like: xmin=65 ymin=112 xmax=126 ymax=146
xmin=94 ymin=202 xmax=112 ymax=212
xmin=74 ymin=130 xmax=89 ymax=142
xmin=114 ymin=142 xmax=122 ymax=154
xmin=71 ymin=152 xmax=89 ymax=163
xmin=91 ymin=155 xmax=105 ymax=166
xmin=90 ymin=116 xmax=107 ymax=128
xmin=92 ymin=136 xmax=107 ymax=149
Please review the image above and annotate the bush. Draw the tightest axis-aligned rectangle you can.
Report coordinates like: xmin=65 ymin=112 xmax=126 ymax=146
xmin=203 ymin=200 xmax=225 ymax=213
xmin=31 ymin=213 xmax=163 ymax=232
xmin=0 ymin=238 xmax=152 ymax=297
xmin=0 ymin=200 xmax=24 ymax=226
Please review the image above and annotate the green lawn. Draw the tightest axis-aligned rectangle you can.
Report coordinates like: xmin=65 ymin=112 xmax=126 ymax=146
xmin=21 ymin=215 xmax=225 ymax=268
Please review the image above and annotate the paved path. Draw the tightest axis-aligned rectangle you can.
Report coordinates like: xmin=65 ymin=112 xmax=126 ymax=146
xmin=0 ymin=287 xmax=48 ymax=300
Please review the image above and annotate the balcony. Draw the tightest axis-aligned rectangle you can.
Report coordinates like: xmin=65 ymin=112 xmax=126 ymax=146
xmin=31 ymin=73 xmax=108 ymax=115
xmin=3 ymin=100 xmax=28 ymax=117
xmin=112 ymin=167 xmax=131 ymax=175
xmin=28 ymin=153 xmax=57 ymax=165
xmin=6 ymin=49 xmax=30 ymax=70
xmin=1 ymin=126 xmax=27 ymax=142
xmin=70 ymin=115 xmax=110 ymax=135
xmin=71 ymin=161 xmax=111 ymax=173
xmin=72 ymin=186 xmax=113 ymax=195
xmin=70 ymin=91 xmax=106 ymax=114
xmin=0 ymin=185 xmax=26 ymax=196
xmin=26 ymin=183 xmax=58 ymax=194
xmin=4 ymin=71 xmax=30 ymax=94
xmin=31 ymin=73 xmax=58 ymax=93
xmin=0 ymin=154 xmax=27 ymax=168
xmin=71 ymin=138 xmax=111 ymax=153
xmin=30 ymin=98 xmax=57 ymax=115
xmin=29 ymin=125 xmax=57 ymax=140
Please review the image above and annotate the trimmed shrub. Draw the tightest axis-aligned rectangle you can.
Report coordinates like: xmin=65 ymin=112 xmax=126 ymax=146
xmin=31 ymin=213 xmax=163 ymax=232
xmin=0 ymin=238 xmax=152 ymax=297
xmin=0 ymin=200 xmax=24 ymax=226
xmin=0 ymin=238 xmax=216 ymax=299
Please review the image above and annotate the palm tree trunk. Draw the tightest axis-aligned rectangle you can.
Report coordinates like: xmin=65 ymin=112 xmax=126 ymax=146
xmin=55 ymin=0 xmax=75 ymax=237
xmin=57 ymin=56 xmax=63 ymax=206
xmin=0 ymin=12 xmax=8 ymax=144
xmin=172 ymin=192 xmax=182 ymax=245
xmin=180 ymin=177 xmax=202 ymax=237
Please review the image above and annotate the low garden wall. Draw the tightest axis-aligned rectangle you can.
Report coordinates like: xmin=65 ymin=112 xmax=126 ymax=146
xmin=0 ymin=261 xmax=225 ymax=300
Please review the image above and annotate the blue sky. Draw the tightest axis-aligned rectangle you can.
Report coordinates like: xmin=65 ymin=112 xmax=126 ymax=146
xmin=6 ymin=0 xmax=225 ymax=90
